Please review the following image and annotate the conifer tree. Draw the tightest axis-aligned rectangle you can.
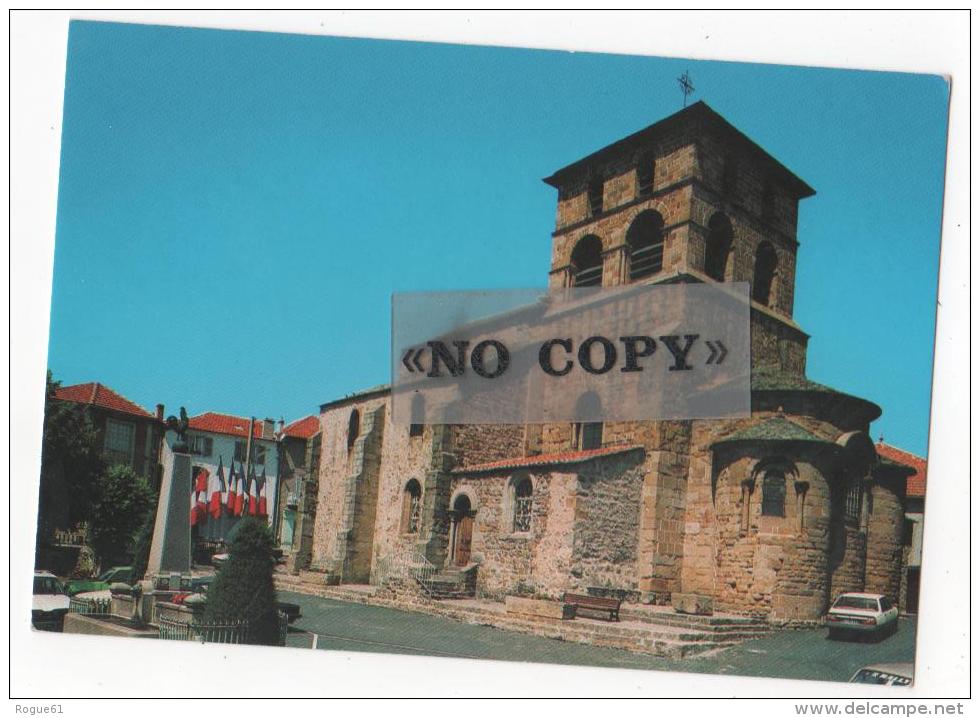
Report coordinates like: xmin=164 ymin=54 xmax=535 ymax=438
xmin=203 ymin=518 xmax=280 ymax=645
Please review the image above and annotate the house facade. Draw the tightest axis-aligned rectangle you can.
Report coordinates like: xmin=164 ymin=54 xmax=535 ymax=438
xmin=298 ymin=102 xmax=917 ymax=622
xmin=274 ymin=415 xmax=321 ymax=553
xmin=161 ymin=412 xmax=282 ymax=544
xmin=38 ymin=382 xmax=164 ymax=547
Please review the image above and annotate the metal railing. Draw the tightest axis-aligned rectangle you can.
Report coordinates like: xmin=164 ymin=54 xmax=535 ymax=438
xmin=158 ymin=611 xmax=288 ymax=646
xmin=68 ymin=596 xmax=111 ymax=615
xmin=374 ymin=544 xmax=439 ymax=597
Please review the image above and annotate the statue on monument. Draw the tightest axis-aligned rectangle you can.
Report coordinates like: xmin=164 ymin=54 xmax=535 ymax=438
xmin=165 ymin=407 xmax=190 ymax=453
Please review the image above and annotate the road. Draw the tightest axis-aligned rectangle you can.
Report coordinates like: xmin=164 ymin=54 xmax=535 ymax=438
xmin=279 ymin=590 xmax=917 ymax=683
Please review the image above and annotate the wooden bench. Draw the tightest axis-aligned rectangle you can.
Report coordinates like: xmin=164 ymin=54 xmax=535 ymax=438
xmin=562 ymin=592 xmax=622 ymax=622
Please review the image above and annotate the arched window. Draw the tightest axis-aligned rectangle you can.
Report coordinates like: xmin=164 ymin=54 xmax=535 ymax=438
xmin=570 ymin=235 xmax=603 ymax=287
xmin=409 ymin=393 xmax=424 ymax=438
xmin=346 ymin=409 xmax=360 ymax=453
xmin=626 ymin=210 xmax=665 ymax=281
xmin=636 ymin=151 xmax=655 ymax=197
xmin=574 ymin=391 xmax=603 ymax=450
xmin=587 ymin=178 xmax=604 ymax=217
xmin=752 ymin=241 xmax=778 ymax=306
xmin=704 ymin=212 xmax=733 ymax=282
xmin=401 ymin=479 xmax=422 ymax=534
xmin=761 ymin=467 xmax=787 ymax=517
xmin=512 ymin=475 xmax=533 ymax=533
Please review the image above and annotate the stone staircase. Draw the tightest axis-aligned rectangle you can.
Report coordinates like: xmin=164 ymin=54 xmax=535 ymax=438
xmin=424 ymin=568 xmax=477 ymax=599
xmin=274 ymin=569 xmax=775 ymax=659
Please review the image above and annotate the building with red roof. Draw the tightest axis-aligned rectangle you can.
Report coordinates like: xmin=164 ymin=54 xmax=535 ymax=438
xmin=876 ymin=440 xmax=927 ymax=614
xmin=166 ymin=410 xmax=322 ymax=556
xmin=52 ymin=381 xmax=163 ymax=483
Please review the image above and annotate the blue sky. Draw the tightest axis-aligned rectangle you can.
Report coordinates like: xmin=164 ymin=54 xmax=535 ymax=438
xmin=48 ymin=21 xmax=949 ymax=455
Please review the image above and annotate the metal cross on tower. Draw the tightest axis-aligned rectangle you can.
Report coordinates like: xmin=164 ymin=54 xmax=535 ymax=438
xmin=678 ymin=70 xmax=695 ymax=107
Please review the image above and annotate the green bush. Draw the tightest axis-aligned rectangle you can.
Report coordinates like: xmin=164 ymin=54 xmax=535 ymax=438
xmin=88 ymin=464 xmax=155 ymax=569
xmin=203 ymin=518 xmax=279 ymax=645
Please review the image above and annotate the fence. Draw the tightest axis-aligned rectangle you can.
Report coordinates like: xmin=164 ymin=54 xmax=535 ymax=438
xmin=374 ymin=544 xmax=439 ymax=596
xmin=158 ymin=611 xmax=288 ymax=646
xmin=68 ymin=596 xmax=111 ymax=615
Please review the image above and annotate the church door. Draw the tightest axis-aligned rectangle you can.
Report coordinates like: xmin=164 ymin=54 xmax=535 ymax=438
xmin=451 ymin=494 xmax=474 ymax=567
xmin=455 ymin=514 xmax=473 ymax=567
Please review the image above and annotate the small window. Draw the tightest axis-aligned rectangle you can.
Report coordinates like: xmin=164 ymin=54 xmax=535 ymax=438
xmin=409 ymin=394 xmax=424 ymax=438
xmin=512 ymin=476 xmax=533 ymax=533
xmin=845 ymin=483 xmax=862 ymax=523
xmin=626 ymin=210 xmax=665 ymax=281
xmin=347 ymin=409 xmax=360 ymax=453
xmin=252 ymin=443 xmax=267 ymax=466
xmin=752 ymin=241 xmax=778 ymax=306
xmin=574 ymin=392 xmax=603 ymax=450
xmin=636 ymin=151 xmax=655 ymax=196
xmin=104 ymin=418 xmax=135 ymax=466
xmin=579 ymin=423 xmax=603 ymax=451
xmin=761 ymin=469 xmax=787 ymax=517
xmin=188 ymin=435 xmax=213 ymax=457
xmin=234 ymin=440 xmax=246 ymax=463
xmin=570 ymin=235 xmax=603 ymax=288
xmin=880 ymin=597 xmax=893 ymax=612
xmin=587 ymin=178 xmax=603 ymax=217
xmin=903 ymin=518 xmax=915 ymax=546
xmin=401 ymin=479 xmax=422 ymax=534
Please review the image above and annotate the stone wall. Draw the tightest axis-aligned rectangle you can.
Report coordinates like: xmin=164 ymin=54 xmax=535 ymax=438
xmin=568 ymin=454 xmax=645 ymax=595
xmin=448 ymin=470 xmax=576 ymax=600
xmin=863 ymin=481 xmax=905 ymax=602
xmin=707 ymin=446 xmax=838 ymax=620
xmin=309 ymin=394 xmax=388 ymax=580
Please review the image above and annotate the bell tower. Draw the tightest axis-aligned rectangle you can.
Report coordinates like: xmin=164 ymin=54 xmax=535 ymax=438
xmin=543 ymin=101 xmax=815 ymax=374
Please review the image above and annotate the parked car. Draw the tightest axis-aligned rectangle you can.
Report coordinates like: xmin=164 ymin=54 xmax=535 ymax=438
xmin=188 ymin=574 xmax=301 ymax=623
xmin=32 ymin=571 xmax=70 ymax=631
xmin=66 ymin=566 xmax=135 ymax=596
xmin=827 ymin=592 xmax=899 ymax=641
xmin=849 ymin=663 xmax=914 ymax=686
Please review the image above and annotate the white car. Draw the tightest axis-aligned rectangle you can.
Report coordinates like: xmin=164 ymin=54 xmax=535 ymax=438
xmin=32 ymin=571 xmax=70 ymax=631
xmin=827 ymin=592 xmax=899 ymax=641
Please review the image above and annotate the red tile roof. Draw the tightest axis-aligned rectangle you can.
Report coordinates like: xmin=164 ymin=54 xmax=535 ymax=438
xmin=876 ymin=441 xmax=927 ymax=498
xmin=283 ymin=415 xmax=320 ymax=439
xmin=188 ymin=412 xmax=266 ymax=439
xmin=455 ymin=444 xmax=644 ymax=475
xmin=54 ymin=382 xmax=154 ymax=419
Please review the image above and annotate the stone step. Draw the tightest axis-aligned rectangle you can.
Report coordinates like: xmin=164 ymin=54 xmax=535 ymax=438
xmin=274 ymin=577 xmax=764 ymax=660
xmin=618 ymin=606 xmax=771 ymax=632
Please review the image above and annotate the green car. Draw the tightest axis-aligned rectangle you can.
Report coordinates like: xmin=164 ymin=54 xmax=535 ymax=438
xmin=66 ymin=566 xmax=134 ymax=596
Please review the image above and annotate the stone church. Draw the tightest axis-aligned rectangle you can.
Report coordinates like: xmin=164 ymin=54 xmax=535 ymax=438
xmin=291 ymin=102 xmax=913 ymax=621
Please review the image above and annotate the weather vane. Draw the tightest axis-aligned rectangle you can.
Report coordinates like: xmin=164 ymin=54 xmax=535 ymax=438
xmin=678 ymin=70 xmax=695 ymax=108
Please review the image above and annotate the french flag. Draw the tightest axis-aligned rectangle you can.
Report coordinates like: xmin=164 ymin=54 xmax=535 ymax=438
xmin=209 ymin=457 xmax=226 ymax=520
xmin=257 ymin=468 xmax=268 ymax=517
xmin=248 ymin=467 xmax=259 ymax=517
xmin=226 ymin=462 xmax=238 ymax=515
xmin=191 ymin=467 xmax=210 ymax=526
xmin=234 ymin=466 xmax=247 ymax=517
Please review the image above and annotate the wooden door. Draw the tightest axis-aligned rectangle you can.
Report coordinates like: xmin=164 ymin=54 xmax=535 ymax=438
xmin=455 ymin=514 xmax=473 ymax=566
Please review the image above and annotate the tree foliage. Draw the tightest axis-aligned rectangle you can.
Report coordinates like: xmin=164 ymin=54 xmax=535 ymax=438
xmin=130 ymin=502 xmax=158 ymax=582
xmin=36 ymin=371 xmax=104 ymax=546
xmin=204 ymin=518 xmax=280 ymax=645
xmin=88 ymin=464 xmax=155 ymax=569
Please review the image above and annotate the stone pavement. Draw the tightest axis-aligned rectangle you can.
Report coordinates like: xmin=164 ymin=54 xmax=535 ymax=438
xmin=280 ymin=590 xmax=917 ymax=684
